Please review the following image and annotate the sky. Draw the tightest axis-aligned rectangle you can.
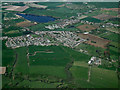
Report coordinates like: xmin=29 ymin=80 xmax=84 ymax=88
xmin=1 ymin=0 xmax=120 ymax=2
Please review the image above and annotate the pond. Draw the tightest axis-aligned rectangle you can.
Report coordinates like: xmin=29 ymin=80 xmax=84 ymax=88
xmin=17 ymin=13 xmax=56 ymax=23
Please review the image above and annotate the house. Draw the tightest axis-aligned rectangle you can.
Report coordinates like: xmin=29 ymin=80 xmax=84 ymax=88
xmin=88 ymin=56 xmax=101 ymax=66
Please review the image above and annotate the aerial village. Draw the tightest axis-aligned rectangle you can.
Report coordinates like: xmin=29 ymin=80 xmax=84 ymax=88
xmin=1 ymin=2 xmax=119 ymax=89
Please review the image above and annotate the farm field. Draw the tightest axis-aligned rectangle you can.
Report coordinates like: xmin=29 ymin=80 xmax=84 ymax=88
xmin=99 ymin=32 xmax=119 ymax=42
xmin=71 ymin=61 xmax=118 ymax=88
xmin=1 ymin=2 xmax=119 ymax=89
xmin=28 ymin=46 xmax=71 ymax=80
xmin=81 ymin=17 xmax=102 ymax=23
xmin=13 ymin=47 xmax=29 ymax=74
xmin=77 ymin=24 xmax=97 ymax=31
xmin=87 ymin=8 xmax=118 ymax=17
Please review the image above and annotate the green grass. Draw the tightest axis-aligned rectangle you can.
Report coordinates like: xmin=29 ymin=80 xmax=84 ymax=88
xmin=109 ymin=46 xmax=119 ymax=60
xmin=17 ymin=80 xmax=60 ymax=88
xmin=76 ymin=43 xmax=105 ymax=57
xmin=70 ymin=65 xmax=90 ymax=88
xmin=2 ymin=40 xmax=15 ymax=66
xmin=29 ymin=65 xmax=66 ymax=79
xmin=28 ymin=46 xmax=71 ymax=80
xmin=23 ymin=8 xmax=70 ymax=19
xmin=88 ymin=2 xmax=119 ymax=8
xmin=4 ymin=12 xmax=17 ymax=18
xmin=63 ymin=46 xmax=90 ymax=61
xmin=29 ymin=46 xmax=70 ymax=66
xmin=87 ymin=9 xmax=118 ymax=17
xmin=71 ymin=61 xmax=118 ymax=88
xmin=13 ymin=47 xmax=29 ymax=75
xmin=99 ymin=32 xmax=119 ymax=42
xmin=3 ymin=18 xmax=25 ymax=26
xmin=90 ymin=67 xmax=118 ymax=88
xmin=81 ymin=17 xmax=102 ymax=23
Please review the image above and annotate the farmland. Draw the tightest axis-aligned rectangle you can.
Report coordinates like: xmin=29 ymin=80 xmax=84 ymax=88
xmin=71 ymin=61 xmax=118 ymax=88
xmin=1 ymin=2 xmax=119 ymax=89
xmin=81 ymin=17 xmax=102 ymax=23
xmin=16 ymin=21 xmax=36 ymax=27
xmin=77 ymin=24 xmax=97 ymax=31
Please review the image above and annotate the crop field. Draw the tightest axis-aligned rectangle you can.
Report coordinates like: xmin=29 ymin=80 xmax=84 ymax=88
xmin=101 ymin=8 xmax=119 ymax=12
xmin=81 ymin=17 xmax=102 ymax=23
xmin=28 ymin=46 xmax=71 ymax=79
xmin=76 ymin=43 xmax=105 ymax=56
xmin=71 ymin=61 xmax=118 ymax=88
xmin=77 ymin=24 xmax=97 ymax=31
xmin=3 ymin=18 xmax=25 ymax=26
xmin=87 ymin=9 xmax=118 ymax=17
xmin=99 ymin=32 xmax=119 ymax=42
xmin=2 ymin=40 xmax=15 ymax=72
xmin=5 ymin=30 xmax=19 ymax=34
xmin=16 ymin=21 xmax=35 ymax=27
xmin=78 ymin=33 xmax=110 ymax=48
xmin=29 ymin=46 xmax=70 ymax=66
xmin=17 ymin=80 xmax=61 ymax=88
xmin=106 ymin=27 xmax=119 ymax=34
xmin=88 ymin=2 xmax=119 ymax=8
xmin=2 ymin=26 xmax=23 ymax=37
xmin=93 ymin=14 xmax=116 ymax=20
xmin=13 ymin=47 xmax=29 ymax=74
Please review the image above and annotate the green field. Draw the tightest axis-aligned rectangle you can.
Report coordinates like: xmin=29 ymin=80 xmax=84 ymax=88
xmin=2 ymin=2 xmax=119 ymax=88
xmin=99 ymin=32 xmax=119 ymax=42
xmin=23 ymin=7 xmax=74 ymax=19
xmin=87 ymin=9 xmax=118 ymax=17
xmin=2 ymin=26 xmax=23 ymax=37
xmin=88 ymin=2 xmax=119 ymax=8
xmin=13 ymin=47 xmax=29 ymax=74
xmin=70 ymin=61 xmax=118 ymax=88
xmin=81 ymin=17 xmax=102 ymax=23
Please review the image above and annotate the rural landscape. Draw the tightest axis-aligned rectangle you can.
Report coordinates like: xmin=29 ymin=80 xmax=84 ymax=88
xmin=0 ymin=2 xmax=120 ymax=88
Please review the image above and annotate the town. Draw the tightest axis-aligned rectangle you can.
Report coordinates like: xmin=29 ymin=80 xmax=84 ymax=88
xmin=5 ymin=31 xmax=85 ymax=49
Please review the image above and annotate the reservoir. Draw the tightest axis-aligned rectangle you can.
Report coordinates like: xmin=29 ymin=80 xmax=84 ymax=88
xmin=17 ymin=13 xmax=56 ymax=23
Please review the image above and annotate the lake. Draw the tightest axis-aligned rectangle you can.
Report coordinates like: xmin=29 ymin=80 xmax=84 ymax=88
xmin=17 ymin=13 xmax=56 ymax=23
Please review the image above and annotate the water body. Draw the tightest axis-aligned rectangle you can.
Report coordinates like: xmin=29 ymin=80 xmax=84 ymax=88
xmin=17 ymin=13 xmax=56 ymax=23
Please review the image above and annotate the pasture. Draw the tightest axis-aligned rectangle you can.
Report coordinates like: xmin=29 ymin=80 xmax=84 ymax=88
xmin=28 ymin=46 xmax=71 ymax=79
xmin=71 ymin=61 xmax=118 ymax=88
xmin=13 ymin=47 xmax=29 ymax=75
